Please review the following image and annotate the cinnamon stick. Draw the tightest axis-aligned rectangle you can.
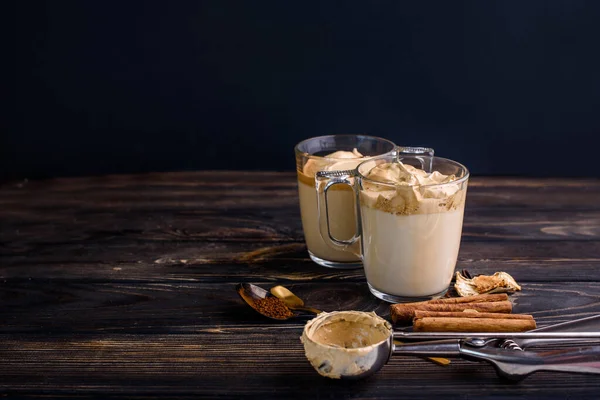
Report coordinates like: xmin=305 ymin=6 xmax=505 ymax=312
xmin=423 ymin=293 xmax=509 ymax=304
xmin=413 ymin=317 xmax=536 ymax=332
xmin=390 ymin=301 xmax=512 ymax=323
xmin=413 ymin=310 xmax=533 ymax=320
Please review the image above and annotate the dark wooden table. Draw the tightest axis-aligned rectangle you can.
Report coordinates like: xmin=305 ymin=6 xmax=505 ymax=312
xmin=1 ymin=172 xmax=600 ymax=399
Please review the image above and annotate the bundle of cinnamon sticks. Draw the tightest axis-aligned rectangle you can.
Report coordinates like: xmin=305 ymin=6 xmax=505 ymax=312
xmin=390 ymin=293 xmax=536 ymax=332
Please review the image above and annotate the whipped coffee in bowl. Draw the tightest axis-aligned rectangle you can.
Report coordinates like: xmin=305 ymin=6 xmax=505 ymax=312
xmin=294 ymin=135 xmax=396 ymax=269
xmin=316 ymin=153 xmax=469 ymax=302
xmin=300 ymin=311 xmax=392 ymax=379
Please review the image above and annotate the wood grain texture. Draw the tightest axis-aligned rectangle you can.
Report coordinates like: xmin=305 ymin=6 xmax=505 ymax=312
xmin=1 ymin=172 xmax=600 ymax=399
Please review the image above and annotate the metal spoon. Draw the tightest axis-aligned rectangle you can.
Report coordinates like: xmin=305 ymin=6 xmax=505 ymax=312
xmin=269 ymin=286 xmax=450 ymax=366
xmin=236 ymin=283 xmax=314 ymax=320
xmin=270 ymin=285 xmax=322 ymax=315
xmin=302 ymin=311 xmax=600 ymax=381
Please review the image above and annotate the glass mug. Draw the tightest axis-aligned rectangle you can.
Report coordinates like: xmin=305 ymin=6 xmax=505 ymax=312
xmin=316 ymin=153 xmax=469 ymax=302
xmin=295 ymin=135 xmax=396 ymax=269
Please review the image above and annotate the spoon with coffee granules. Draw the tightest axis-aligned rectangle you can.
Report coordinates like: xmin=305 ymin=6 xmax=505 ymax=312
xmin=236 ymin=283 xmax=318 ymax=320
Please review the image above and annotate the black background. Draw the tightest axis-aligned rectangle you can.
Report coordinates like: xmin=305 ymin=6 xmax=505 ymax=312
xmin=6 ymin=0 xmax=600 ymax=180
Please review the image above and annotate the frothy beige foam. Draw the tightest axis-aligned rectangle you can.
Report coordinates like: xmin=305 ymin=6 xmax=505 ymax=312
xmin=300 ymin=149 xmax=364 ymax=186
xmin=360 ymin=161 xmax=465 ymax=215
xmin=300 ymin=311 xmax=391 ymax=379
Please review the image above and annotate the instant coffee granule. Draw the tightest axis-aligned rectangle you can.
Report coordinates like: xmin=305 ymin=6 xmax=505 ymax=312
xmin=254 ymin=297 xmax=294 ymax=319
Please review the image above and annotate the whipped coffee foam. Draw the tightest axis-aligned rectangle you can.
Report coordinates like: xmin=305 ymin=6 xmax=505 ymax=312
xmin=302 ymin=149 xmax=365 ymax=178
xmin=301 ymin=311 xmax=392 ymax=379
xmin=360 ymin=161 xmax=465 ymax=215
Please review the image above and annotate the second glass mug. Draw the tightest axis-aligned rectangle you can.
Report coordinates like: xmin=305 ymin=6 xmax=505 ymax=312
xmin=295 ymin=135 xmax=397 ymax=269
xmin=316 ymin=153 xmax=470 ymax=303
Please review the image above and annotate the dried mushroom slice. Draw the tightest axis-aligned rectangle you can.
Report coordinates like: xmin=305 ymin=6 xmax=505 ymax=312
xmin=455 ymin=271 xmax=522 ymax=297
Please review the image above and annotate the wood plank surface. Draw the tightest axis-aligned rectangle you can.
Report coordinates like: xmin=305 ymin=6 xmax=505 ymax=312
xmin=1 ymin=172 xmax=600 ymax=399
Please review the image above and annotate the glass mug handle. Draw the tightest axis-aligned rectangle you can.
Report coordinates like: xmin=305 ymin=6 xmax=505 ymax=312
xmin=315 ymin=169 xmax=361 ymax=257
xmin=397 ymin=146 xmax=435 ymax=172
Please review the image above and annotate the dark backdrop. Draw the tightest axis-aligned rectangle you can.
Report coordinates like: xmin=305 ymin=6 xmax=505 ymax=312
xmin=6 ymin=0 xmax=600 ymax=180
